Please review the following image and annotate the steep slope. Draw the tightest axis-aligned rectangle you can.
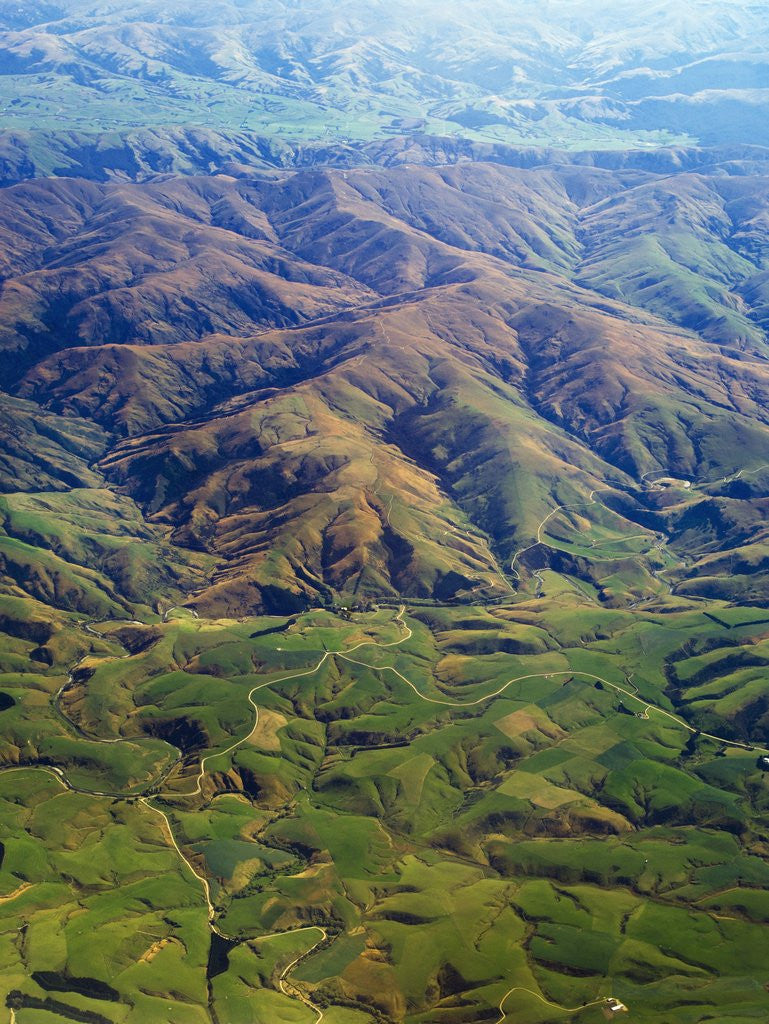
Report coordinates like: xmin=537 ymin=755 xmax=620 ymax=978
xmin=0 ymin=392 xmax=107 ymax=492
xmin=0 ymin=175 xmax=376 ymax=377
xmin=575 ymin=172 xmax=769 ymax=351
xmin=5 ymin=158 xmax=769 ymax=611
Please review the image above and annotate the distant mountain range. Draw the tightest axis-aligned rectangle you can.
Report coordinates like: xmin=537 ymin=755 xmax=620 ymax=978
xmin=2 ymin=0 xmax=769 ymax=149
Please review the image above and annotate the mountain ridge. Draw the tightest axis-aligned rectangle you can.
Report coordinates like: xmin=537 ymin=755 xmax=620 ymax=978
xmin=5 ymin=154 xmax=769 ymax=613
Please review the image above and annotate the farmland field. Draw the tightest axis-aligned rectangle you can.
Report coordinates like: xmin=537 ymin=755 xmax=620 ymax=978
xmin=4 ymin=562 xmax=769 ymax=1021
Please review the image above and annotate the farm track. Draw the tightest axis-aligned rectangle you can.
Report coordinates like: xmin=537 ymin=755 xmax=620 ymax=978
xmin=0 ymin=608 xmax=412 ymax=1022
xmin=496 ymin=985 xmax=609 ymax=1021
xmin=3 ymin=573 xmax=765 ymax=1019
xmin=508 ymin=470 xmax=727 ymax=598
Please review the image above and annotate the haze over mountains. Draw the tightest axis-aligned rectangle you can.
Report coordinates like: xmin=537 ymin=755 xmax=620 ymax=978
xmin=2 ymin=0 xmax=769 ymax=157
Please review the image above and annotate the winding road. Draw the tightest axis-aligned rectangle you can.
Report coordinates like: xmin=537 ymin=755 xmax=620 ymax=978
xmin=496 ymin=986 xmax=610 ymax=1022
xmin=336 ymin=653 xmax=769 ymax=754
xmin=0 ymin=608 xmax=412 ymax=1022
xmin=508 ymin=477 xmax=695 ymax=604
xmin=164 ymin=605 xmax=199 ymax=621
xmin=510 ymin=487 xmax=622 ymax=583
xmin=276 ymin=927 xmax=328 ymax=1024
xmin=4 ymin=584 xmax=767 ymax=1020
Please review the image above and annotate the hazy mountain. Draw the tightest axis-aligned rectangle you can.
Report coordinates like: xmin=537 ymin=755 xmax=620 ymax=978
xmin=2 ymin=0 xmax=769 ymax=149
